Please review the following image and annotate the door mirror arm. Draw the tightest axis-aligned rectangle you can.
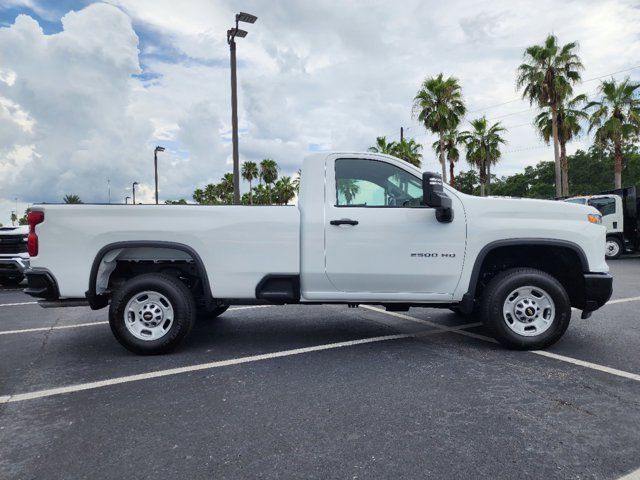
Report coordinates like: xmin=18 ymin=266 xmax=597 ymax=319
xmin=421 ymin=172 xmax=454 ymax=223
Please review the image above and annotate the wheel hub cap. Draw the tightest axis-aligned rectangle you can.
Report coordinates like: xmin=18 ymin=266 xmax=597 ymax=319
xmin=124 ymin=291 xmax=174 ymax=341
xmin=503 ymin=286 xmax=556 ymax=337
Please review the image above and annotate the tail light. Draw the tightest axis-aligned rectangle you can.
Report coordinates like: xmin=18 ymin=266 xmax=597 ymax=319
xmin=27 ymin=211 xmax=44 ymax=257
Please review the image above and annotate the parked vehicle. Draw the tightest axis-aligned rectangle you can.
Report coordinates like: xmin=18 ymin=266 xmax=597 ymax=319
xmin=0 ymin=225 xmax=29 ymax=287
xmin=565 ymin=186 xmax=640 ymax=259
xmin=24 ymin=152 xmax=612 ymax=354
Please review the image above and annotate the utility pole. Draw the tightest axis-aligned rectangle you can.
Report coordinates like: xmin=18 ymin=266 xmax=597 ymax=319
xmin=107 ymin=179 xmax=111 ymax=204
xmin=154 ymin=146 xmax=165 ymax=205
xmin=132 ymin=182 xmax=139 ymax=205
xmin=227 ymin=12 xmax=257 ymax=205
xmin=400 ymin=127 xmax=404 ymax=142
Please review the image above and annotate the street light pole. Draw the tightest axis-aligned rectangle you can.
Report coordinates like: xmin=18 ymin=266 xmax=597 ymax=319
xmin=227 ymin=12 xmax=257 ymax=205
xmin=125 ymin=196 xmax=131 ymax=205
xmin=154 ymin=146 xmax=165 ymax=205
xmin=132 ymin=182 xmax=139 ymax=205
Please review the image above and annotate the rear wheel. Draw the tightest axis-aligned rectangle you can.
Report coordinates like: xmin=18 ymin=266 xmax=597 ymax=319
xmin=109 ymin=273 xmax=195 ymax=355
xmin=605 ymin=236 xmax=623 ymax=260
xmin=481 ymin=268 xmax=571 ymax=350
xmin=0 ymin=275 xmax=24 ymax=287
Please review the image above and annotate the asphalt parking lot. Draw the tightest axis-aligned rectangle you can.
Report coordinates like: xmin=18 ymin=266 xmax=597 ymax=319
xmin=1 ymin=261 xmax=639 ymax=480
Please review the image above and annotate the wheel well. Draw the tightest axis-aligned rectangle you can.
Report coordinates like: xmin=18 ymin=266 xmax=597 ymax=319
xmin=471 ymin=244 xmax=586 ymax=309
xmin=88 ymin=243 xmax=214 ymax=310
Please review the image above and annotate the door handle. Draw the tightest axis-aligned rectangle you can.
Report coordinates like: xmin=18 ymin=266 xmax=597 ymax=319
xmin=330 ymin=219 xmax=359 ymax=226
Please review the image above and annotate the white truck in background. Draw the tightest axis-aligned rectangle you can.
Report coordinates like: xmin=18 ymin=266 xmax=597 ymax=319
xmin=0 ymin=225 xmax=29 ymax=286
xmin=565 ymin=186 xmax=640 ymax=259
xmin=24 ymin=152 xmax=612 ymax=355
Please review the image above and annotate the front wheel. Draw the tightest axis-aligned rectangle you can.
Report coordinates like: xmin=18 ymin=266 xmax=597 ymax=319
xmin=109 ymin=273 xmax=196 ymax=355
xmin=481 ymin=268 xmax=571 ymax=350
xmin=605 ymin=236 xmax=623 ymax=260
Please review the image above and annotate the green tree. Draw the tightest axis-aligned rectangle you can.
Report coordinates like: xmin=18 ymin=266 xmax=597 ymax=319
xmin=516 ymin=33 xmax=583 ymax=197
xmin=454 ymin=169 xmax=480 ymax=195
xmin=584 ymin=78 xmax=640 ymax=189
xmin=413 ymin=73 xmax=466 ymax=183
xmin=10 ymin=212 xmax=17 ymax=226
xmin=392 ymin=138 xmax=422 ymax=168
xmin=337 ymin=179 xmax=360 ymax=205
xmin=17 ymin=208 xmax=31 ymax=226
xmin=259 ymin=158 xmax=279 ymax=203
xmin=534 ymin=93 xmax=588 ymax=195
xmin=292 ymin=169 xmax=301 ymax=194
xmin=433 ymin=129 xmax=462 ymax=187
xmin=368 ymin=136 xmax=396 ymax=155
xmin=273 ymin=176 xmax=296 ymax=205
xmin=63 ymin=194 xmax=83 ymax=204
xmin=241 ymin=161 xmax=259 ymax=205
xmin=164 ymin=199 xmax=187 ymax=205
xmin=193 ymin=173 xmax=235 ymax=205
xmin=460 ymin=117 xmax=507 ymax=196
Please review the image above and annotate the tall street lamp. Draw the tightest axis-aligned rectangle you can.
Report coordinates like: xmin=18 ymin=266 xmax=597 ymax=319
xmin=154 ymin=146 xmax=165 ymax=205
xmin=125 ymin=196 xmax=131 ymax=205
xmin=132 ymin=182 xmax=139 ymax=205
xmin=227 ymin=11 xmax=258 ymax=205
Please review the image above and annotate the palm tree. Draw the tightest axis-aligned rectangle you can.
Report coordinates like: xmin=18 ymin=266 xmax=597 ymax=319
xmin=63 ymin=194 xmax=83 ymax=204
xmin=516 ymin=34 xmax=583 ymax=197
xmin=460 ymin=117 xmax=507 ymax=196
xmin=433 ymin=130 xmax=462 ymax=187
xmin=584 ymin=78 xmax=640 ymax=189
xmin=413 ymin=73 xmax=466 ymax=183
xmin=392 ymin=138 xmax=422 ymax=168
xmin=534 ymin=94 xmax=588 ymax=195
xmin=259 ymin=158 xmax=279 ymax=203
xmin=274 ymin=177 xmax=296 ymax=205
xmin=337 ymin=179 xmax=360 ymax=205
xmin=241 ymin=161 xmax=259 ymax=204
xmin=292 ymin=169 xmax=302 ymax=194
xmin=368 ymin=136 xmax=396 ymax=155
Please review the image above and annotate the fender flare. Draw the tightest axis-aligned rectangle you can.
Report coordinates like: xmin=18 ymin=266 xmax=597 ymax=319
xmin=458 ymin=238 xmax=589 ymax=314
xmin=86 ymin=241 xmax=214 ymax=310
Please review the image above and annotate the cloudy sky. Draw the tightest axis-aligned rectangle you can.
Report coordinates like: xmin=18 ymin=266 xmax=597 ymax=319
xmin=0 ymin=0 xmax=639 ymax=223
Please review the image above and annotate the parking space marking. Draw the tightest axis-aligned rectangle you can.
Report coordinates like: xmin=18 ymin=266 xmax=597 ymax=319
xmin=617 ymin=467 xmax=640 ymax=480
xmin=364 ymin=307 xmax=640 ymax=383
xmin=532 ymin=350 xmax=640 ymax=382
xmin=0 ymin=321 xmax=108 ymax=336
xmin=607 ymin=295 xmax=640 ymax=305
xmin=0 ymin=302 xmax=37 ymax=307
xmin=0 ymin=321 xmax=481 ymax=404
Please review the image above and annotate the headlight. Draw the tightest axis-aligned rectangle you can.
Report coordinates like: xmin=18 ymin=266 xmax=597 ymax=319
xmin=588 ymin=213 xmax=602 ymax=224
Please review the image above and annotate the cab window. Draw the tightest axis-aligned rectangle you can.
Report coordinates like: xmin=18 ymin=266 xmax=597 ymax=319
xmin=588 ymin=197 xmax=616 ymax=216
xmin=335 ymin=159 xmax=422 ymax=207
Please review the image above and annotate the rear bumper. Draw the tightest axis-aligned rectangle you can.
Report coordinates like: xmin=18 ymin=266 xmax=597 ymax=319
xmin=24 ymin=268 xmax=59 ymax=300
xmin=0 ymin=257 xmax=30 ymax=277
xmin=582 ymin=272 xmax=613 ymax=313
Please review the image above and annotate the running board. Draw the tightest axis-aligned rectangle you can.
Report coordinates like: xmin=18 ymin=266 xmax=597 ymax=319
xmin=38 ymin=299 xmax=90 ymax=308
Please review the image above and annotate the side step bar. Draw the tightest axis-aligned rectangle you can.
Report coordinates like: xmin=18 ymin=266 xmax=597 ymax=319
xmin=38 ymin=299 xmax=90 ymax=308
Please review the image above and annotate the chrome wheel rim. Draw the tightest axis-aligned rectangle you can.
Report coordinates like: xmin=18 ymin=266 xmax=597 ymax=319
xmin=502 ymin=286 xmax=555 ymax=337
xmin=124 ymin=290 xmax=174 ymax=341
xmin=606 ymin=240 xmax=620 ymax=258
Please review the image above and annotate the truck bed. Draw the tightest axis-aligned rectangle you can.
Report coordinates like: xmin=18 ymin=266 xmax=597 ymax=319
xmin=32 ymin=204 xmax=300 ymax=299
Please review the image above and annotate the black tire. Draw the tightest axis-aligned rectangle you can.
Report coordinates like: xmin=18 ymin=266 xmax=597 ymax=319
xmin=109 ymin=273 xmax=196 ymax=355
xmin=605 ymin=236 xmax=623 ymax=260
xmin=0 ymin=275 xmax=24 ymax=287
xmin=481 ymin=268 xmax=571 ymax=350
xmin=197 ymin=305 xmax=229 ymax=321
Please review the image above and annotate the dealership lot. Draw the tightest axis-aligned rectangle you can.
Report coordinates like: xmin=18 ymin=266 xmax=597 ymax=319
xmin=1 ymin=261 xmax=639 ymax=479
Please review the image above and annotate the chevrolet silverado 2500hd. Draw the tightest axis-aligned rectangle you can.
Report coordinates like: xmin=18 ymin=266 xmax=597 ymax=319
xmin=24 ymin=152 xmax=612 ymax=354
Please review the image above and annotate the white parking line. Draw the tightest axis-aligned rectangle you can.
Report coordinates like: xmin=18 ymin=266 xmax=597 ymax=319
xmin=0 ymin=301 xmax=37 ymax=307
xmin=617 ymin=467 xmax=640 ymax=480
xmin=363 ymin=307 xmax=640 ymax=383
xmin=0 ymin=305 xmax=274 ymax=336
xmin=0 ymin=321 xmax=481 ymax=404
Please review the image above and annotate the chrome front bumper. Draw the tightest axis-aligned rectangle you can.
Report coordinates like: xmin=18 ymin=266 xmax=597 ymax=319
xmin=0 ymin=256 xmax=30 ymax=276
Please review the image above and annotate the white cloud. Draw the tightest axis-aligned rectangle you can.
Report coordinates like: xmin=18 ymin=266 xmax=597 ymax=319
xmin=1 ymin=0 xmax=639 ymax=224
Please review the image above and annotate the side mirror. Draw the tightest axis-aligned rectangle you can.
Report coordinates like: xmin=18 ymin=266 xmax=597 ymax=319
xmin=422 ymin=172 xmax=454 ymax=223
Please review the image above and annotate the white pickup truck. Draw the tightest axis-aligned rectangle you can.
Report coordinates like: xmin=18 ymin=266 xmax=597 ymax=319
xmin=24 ymin=152 xmax=612 ymax=355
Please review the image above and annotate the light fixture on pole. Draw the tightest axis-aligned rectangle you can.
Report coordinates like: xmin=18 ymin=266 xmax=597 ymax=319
xmin=227 ymin=11 xmax=257 ymax=205
xmin=132 ymin=182 xmax=139 ymax=205
xmin=125 ymin=196 xmax=131 ymax=205
xmin=154 ymin=146 xmax=165 ymax=205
